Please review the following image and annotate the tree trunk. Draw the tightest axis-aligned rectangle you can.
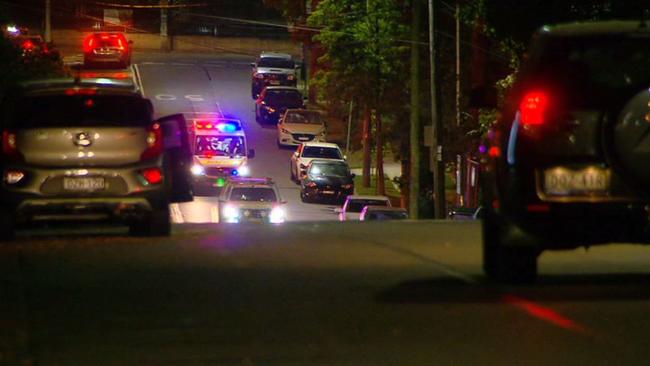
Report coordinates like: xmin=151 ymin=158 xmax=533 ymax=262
xmin=362 ymin=104 xmax=372 ymax=188
xmin=375 ymin=110 xmax=385 ymax=196
xmin=409 ymin=0 xmax=420 ymax=218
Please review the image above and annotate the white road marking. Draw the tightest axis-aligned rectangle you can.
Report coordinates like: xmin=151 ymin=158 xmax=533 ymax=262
xmin=170 ymin=62 xmax=194 ymax=66
xmin=170 ymin=203 xmax=185 ymax=223
xmin=138 ymin=61 xmax=165 ymax=65
xmin=210 ymin=206 xmax=219 ymax=223
xmin=155 ymin=94 xmax=177 ymax=101
xmin=185 ymin=95 xmax=205 ymax=102
xmin=131 ymin=64 xmax=146 ymax=96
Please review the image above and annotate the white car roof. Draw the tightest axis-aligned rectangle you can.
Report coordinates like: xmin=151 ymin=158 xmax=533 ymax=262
xmin=260 ymin=52 xmax=292 ymax=60
xmin=346 ymin=195 xmax=390 ymax=201
xmin=301 ymin=142 xmax=341 ymax=149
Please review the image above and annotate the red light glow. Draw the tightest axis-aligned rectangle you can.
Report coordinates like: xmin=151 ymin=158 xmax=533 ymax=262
xmin=503 ymin=294 xmax=589 ymax=335
xmin=141 ymin=168 xmax=163 ymax=185
xmin=520 ymin=91 xmax=549 ymax=126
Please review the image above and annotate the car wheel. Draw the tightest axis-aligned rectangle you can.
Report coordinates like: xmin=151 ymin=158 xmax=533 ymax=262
xmin=482 ymin=210 xmax=538 ymax=284
xmin=0 ymin=209 xmax=15 ymax=242
xmin=130 ymin=206 xmax=171 ymax=237
xmin=290 ymin=164 xmax=296 ymax=181
xmin=300 ymin=191 xmax=310 ymax=203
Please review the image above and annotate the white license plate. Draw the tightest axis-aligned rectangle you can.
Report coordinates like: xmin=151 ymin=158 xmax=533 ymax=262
xmin=269 ymin=80 xmax=280 ymax=85
xmin=298 ymin=137 xmax=310 ymax=141
xmin=322 ymin=190 xmax=335 ymax=194
xmin=544 ymin=167 xmax=609 ymax=195
xmin=63 ymin=177 xmax=106 ymax=191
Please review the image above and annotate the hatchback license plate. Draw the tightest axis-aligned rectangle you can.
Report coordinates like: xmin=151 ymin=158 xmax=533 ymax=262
xmin=544 ymin=167 xmax=609 ymax=195
xmin=63 ymin=177 xmax=106 ymax=191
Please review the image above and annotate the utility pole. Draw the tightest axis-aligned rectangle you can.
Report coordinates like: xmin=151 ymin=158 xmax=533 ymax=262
xmin=455 ymin=2 xmax=461 ymax=128
xmin=429 ymin=0 xmax=445 ymax=218
xmin=45 ymin=0 xmax=51 ymax=43
xmin=409 ymin=0 xmax=420 ymax=219
xmin=160 ymin=0 xmax=170 ymax=51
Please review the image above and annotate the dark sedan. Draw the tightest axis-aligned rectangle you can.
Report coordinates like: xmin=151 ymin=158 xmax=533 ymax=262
xmin=255 ymin=86 xmax=304 ymax=124
xmin=300 ymin=160 xmax=354 ymax=203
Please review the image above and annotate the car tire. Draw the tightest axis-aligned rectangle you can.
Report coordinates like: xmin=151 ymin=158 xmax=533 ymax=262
xmin=300 ymin=191 xmax=310 ymax=203
xmin=482 ymin=210 xmax=538 ymax=284
xmin=290 ymin=164 xmax=296 ymax=182
xmin=130 ymin=206 xmax=171 ymax=237
xmin=0 ymin=209 xmax=16 ymax=242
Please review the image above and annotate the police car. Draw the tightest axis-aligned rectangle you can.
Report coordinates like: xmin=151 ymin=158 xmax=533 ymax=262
xmin=188 ymin=117 xmax=255 ymax=192
xmin=218 ymin=177 xmax=287 ymax=224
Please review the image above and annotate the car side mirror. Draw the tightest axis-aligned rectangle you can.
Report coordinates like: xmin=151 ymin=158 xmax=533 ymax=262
xmin=248 ymin=149 xmax=255 ymax=159
xmin=293 ymin=151 xmax=299 ymax=157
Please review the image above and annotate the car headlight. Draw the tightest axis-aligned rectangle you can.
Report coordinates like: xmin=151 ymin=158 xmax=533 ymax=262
xmin=286 ymin=74 xmax=295 ymax=81
xmin=306 ymin=181 xmax=318 ymax=188
xmin=222 ymin=204 xmax=240 ymax=222
xmin=191 ymin=164 xmax=205 ymax=176
xmin=254 ymin=73 xmax=264 ymax=79
xmin=269 ymin=206 xmax=286 ymax=224
xmin=299 ymin=163 xmax=307 ymax=169
xmin=237 ymin=165 xmax=250 ymax=177
xmin=266 ymin=106 xmax=276 ymax=113
xmin=281 ymin=128 xmax=290 ymax=134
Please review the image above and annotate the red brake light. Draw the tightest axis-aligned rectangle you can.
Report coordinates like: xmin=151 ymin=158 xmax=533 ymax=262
xmin=140 ymin=167 xmax=163 ymax=185
xmin=117 ymin=38 xmax=125 ymax=50
xmin=22 ymin=40 xmax=34 ymax=50
xmin=65 ymin=88 xmax=97 ymax=96
xmin=83 ymin=35 xmax=95 ymax=52
xmin=519 ymin=91 xmax=549 ymax=126
xmin=2 ymin=130 xmax=22 ymax=161
xmin=140 ymin=123 xmax=163 ymax=161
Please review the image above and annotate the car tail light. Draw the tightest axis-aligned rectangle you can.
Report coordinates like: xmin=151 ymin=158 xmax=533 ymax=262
xmin=140 ymin=167 xmax=163 ymax=185
xmin=83 ymin=35 xmax=95 ymax=52
xmin=22 ymin=40 xmax=34 ymax=50
xmin=4 ymin=169 xmax=25 ymax=185
xmin=140 ymin=123 xmax=163 ymax=161
xmin=2 ymin=130 xmax=22 ymax=160
xmin=117 ymin=37 xmax=125 ymax=51
xmin=519 ymin=91 xmax=549 ymax=126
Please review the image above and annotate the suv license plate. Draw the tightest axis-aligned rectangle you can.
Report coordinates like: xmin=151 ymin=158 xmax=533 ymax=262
xmin=544 ymin=167 xmax=609 ymax=195
xmin=63 ymin=177 xmax=106 ymax=191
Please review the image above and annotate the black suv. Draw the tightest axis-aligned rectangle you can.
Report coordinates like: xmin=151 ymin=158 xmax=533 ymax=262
xmin=480 ymin=20 xmax=650 ymax=282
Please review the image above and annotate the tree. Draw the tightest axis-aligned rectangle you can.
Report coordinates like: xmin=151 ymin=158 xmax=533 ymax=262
xmin=308 ymin=0 xmax=408 ymax=192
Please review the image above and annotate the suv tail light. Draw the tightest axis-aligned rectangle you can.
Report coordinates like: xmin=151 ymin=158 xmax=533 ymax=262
xmin=2 ymin=130 xmax=23 ymax=161
xmin=140 ymin=123 xmax=163 ymax=161
xmin=140 ymin=167 xmax=163 ymax=185
xmin=83 ymin=35 xmax=95 ymax=53
xmin=519 ymin=91 xmax=549 ymax=126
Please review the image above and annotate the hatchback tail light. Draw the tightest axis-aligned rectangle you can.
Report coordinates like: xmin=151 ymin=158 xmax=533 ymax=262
xmin=519 ymin=91 xmax=549 ymax=126
xmin=140 ymin=167 xmax=163 ymax=185
xmin=140 ymin=123 xmax=163 ymax=161
xmin=2 ymin=130 xmax=23 ymax=161
xmin=83 ymin=35 xmax=95 ymax=53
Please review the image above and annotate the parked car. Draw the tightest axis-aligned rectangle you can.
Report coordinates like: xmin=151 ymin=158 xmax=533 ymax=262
xmin=478 ymin=20 xmax=650 ymax=283
xmin=251 ymin=52 xmax=297 ymax=99
xmin=13 ymin=35 xmax=58 ymax=59
xmin=0 ymin=79 xmax=193 ymax=239
xmin=336 ymin=195 xmax=391 ymax=221
xmin=300 ymin=159 xmax=354 ymax=203
xmin=290 ymin=142 xmax=345 ymax=181
xmin=255 ymin=86 xmax=304 ymax=124
xmin=218 ymin=177 xmax=287 ymax=224
xmin=83 ymin=32 xmax=132 ymax=68
xmin=360 ymin=206 xmax=408 ymax=221
xmin=277 ymin=109 xmax=326 ymax=147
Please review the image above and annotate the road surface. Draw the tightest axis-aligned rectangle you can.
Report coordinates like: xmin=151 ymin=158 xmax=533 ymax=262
xmin=134 ymin=52 xmax=340 ymax=224
xmin=2 ymin=220 xmax=650 ymax=365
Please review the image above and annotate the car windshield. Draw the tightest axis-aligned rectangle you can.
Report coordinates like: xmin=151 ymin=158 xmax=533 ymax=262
xmin=301 ymin=146 xmax=342 ymax=159
xmin=367 ymin=211 xmax=408 ymax=220
xmin=309 ymin=163 xmax=349 ymax=177
xmin=258 ymin=57 xmax=294 ymax=69
xmin=347 ymin=199 xmax=389 ymax=213
xmin=6 ymin=95 xmax=150 ymax=128
xmin=229 ymin=187 xmax=277 ymax=202
xmin=528 ymin=35 xmax=650 ymax=107
xmin=195 ymin=135 xmax=245 ymax=157
xmin=266 ymin=90 xmax=303 ymax=106
xmin=284 ymin=111 xmax=322 ymax=124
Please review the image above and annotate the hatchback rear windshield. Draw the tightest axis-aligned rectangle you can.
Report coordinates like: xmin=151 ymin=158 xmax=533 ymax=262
xmin=527 ymin=35 xmax=650 ymax=107
xmin=347 ymin=199 xmax=389 ymax=213
xmin=266 ymin=90 xmax=303 ymax=106
xmin=302 ymin=146 xmax=342 ymax=159
xmin=6 ymin=95 xmax=151 ymax=128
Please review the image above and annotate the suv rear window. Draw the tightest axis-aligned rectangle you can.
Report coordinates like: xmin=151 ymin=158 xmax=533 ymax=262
xmin=258 ymin=57 xmax=294 ymax=69
xmin=6 ymin=95 xmax=151 ymax=128
xmin=528 ymin=35 xmax=650 ymax=107
xmin=266 ymin=90 xmax=303 ymax=106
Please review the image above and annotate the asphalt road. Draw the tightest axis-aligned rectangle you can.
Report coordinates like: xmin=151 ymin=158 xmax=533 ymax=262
xmin=3 ymin=220 xmax=650 ymax=365
xmin=134 ymin=52 xmax=339 ymax=223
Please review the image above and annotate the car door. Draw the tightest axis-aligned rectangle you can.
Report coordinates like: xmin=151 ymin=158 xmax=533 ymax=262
xmin=157 ymin=114 xmax=193 ymax=203
xmin=292 ymin=144 xmax=302 ymax=176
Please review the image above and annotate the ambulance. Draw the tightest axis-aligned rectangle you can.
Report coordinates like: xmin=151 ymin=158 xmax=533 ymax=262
xmin=187 ymin=117 xmax=255 ymax=190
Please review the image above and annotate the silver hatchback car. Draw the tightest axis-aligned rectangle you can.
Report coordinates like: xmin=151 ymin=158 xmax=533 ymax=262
xmin=0 ymin=79 xmax=193 ymax=239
